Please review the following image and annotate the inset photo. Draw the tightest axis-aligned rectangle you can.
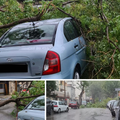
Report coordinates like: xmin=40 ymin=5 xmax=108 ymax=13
xmin=46 ymin=81 xmax=120 ymax=120
xmin=0 ymin=81 xmax=45 ymax=120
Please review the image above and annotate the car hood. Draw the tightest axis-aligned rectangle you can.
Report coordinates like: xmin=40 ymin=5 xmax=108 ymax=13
xmin=18 ymin=109 xmax=45 ymax=120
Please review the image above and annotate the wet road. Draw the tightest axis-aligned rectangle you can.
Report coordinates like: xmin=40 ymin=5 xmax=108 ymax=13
xmin=47 ymin=108 xmax=115 ymax=120
xmin=0 ymin=102 xmax=16 ymax=120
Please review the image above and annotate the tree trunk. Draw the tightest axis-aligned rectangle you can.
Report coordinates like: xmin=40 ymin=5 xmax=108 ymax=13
xmin=79 ymin=87 xmax=84 ymax=106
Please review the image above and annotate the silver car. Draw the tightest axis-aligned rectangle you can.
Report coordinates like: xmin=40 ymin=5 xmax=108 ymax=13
xmin=0 ymin=17 xmax=86 ymax=79
xmin=17 ymin=95 xmax=45 ymax=120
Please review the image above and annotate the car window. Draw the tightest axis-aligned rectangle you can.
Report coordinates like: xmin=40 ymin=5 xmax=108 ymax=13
xmin=70 ymin=101 xmax=76 ymax=104
xmin=113 ymin=101 xmax=118 ymax=107
xmin=1 ymin=24 xmax=56 ymax=46
xmin=64 ymin=20 xmax=78 ymax=41
xmin=52 ymin=101 xmax=57 ymax=105
xmin=71 ymin=19 xmax=81 ymax=36
xmin=59 ymin=102 xmax=62 ymax=105
xmin=27 ymin=98 xmax=45 ymax=110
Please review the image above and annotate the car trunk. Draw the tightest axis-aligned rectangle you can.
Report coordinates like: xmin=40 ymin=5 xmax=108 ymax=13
xmin=0 ymin=44 xmax=53 ymax=78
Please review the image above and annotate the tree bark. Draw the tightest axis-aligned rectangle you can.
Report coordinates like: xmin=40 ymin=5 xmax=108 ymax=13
xmin=79 ymin=87 xmax=84 ymax=106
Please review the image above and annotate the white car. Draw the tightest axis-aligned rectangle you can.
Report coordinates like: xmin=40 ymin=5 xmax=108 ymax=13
xmin=52 ymin=100 xmax=69 ymax=113
xmin=17 ymin=95 xmax=45 ymax=120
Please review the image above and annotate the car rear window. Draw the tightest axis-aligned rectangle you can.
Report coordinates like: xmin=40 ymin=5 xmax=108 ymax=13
xmin=52 ymin=101 xmax=57 ymax=105
xmin=1 ymin=24 xmax=56 ymax=46
xmin=27 ymin=98 xmax=45 ymax=110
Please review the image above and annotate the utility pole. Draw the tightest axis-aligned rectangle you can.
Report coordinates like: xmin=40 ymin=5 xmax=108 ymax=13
xmin=15 ymin=81 xmax=17 ymax=92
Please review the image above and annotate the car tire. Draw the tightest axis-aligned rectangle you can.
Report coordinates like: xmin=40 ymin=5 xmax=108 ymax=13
xmin=112 ymin=112 xmax=115 ymax=117
xmin=66 ymin=107 xmax=69 ymax=112
xmin=73 ymin=67 xmax=80 ymax=79
xmin=58 ymin=108 xmax=61 ymax=113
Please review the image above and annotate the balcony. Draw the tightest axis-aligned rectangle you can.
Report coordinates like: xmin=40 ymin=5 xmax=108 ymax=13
xmin=51 ymin=90 xmax=69 ymax=98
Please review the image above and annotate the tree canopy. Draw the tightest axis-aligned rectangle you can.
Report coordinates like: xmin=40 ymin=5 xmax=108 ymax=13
xmin=1 ymin=0 xmax=120 ymax=78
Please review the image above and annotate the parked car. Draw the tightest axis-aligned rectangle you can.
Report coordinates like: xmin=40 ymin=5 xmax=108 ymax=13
xmin=110 ymin=100 xmax=119 ymax=117
xmin=107 ymin=100 xmax=116 ymax=110
xmin=69 ymin=101 xmax=80 ymax=109
xmin=52 ymin=100 xmax=69 ymax=113
xmin=116 ymin=99 xmax=120 ymax=120
xmin=46 ymin=98 xmax=54 ymax=115
xmin=0 ymin=17 xmax=86 ymax=79
xmin=17 ymin=95 xmax=45 ymax=120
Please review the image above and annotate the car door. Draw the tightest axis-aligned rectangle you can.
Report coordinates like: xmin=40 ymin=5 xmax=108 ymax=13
xmin=59 ymin=101 xmax=63 ymax=111
xmin=64 ymin=20 xmax=86 ymax=76
xmin=62 ymin=101 xmax=66 ymax=111
xmin=71 ymin=19 xmax=86 ymax=70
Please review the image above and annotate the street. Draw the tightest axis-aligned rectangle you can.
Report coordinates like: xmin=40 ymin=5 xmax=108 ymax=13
xmin=0 ymin=95 xmax=16 ymax=120
xmin=47 ymin=108 xmax=116 ymax=120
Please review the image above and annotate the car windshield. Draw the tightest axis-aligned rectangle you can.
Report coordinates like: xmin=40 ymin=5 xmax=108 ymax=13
xmin=113 ymin=101 xmax=118 ymax=107
xmin=1 ymin=24 xmax=56 ymax=46
xmin=27 ymin=98 xmax=45 ymax=110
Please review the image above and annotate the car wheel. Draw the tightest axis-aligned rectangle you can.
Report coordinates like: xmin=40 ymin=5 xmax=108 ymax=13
xmin=66 ymin=107 xmax=69 ymax=112
xmin=58 ymin=108 xmax=61 ymax=113
xmin=73 ymin=68 xmax=80 ymax=79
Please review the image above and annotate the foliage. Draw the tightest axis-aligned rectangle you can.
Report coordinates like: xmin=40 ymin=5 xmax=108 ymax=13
xmin=80 ymin=97 xmax=117 ymax=108
xmin=47 ymin=81 xmax=57 ymax=97
xmin=11 ymin=81 xmax=44 ymax=112
xmin=102 ymin=81 xmax=120 ymax=98
xmin=86 ymin=81 xmax=105 ymax=102
xmin=87 ymin=81 xmax=120 ymax=103
xmin=0 ymin=0 xmax=39 ymax=36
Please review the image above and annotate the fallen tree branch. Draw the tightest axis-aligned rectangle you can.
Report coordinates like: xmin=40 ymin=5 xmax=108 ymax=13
xmin=62 ymin=1 xmax=79 ymax=6
xmin=0 ymin=2 xmax=51 ymax=29
xmin=0 ymin=93 xmax=44 ymax=107
xmin=0 ymin=5 xmax=6 ymax=12
xmin=107 ymin=49 xmax=116 ymax=79
xmin=50 ymin=3 xmax=81 ymax=24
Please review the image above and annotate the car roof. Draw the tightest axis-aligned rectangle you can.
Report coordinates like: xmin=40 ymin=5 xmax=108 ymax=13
xmin=12 ymin=18 xmax=71 ymax=30
xmin=52 ymin=100 xmax=61 ymax=102
xmin=34 ymin=95 xmax=45 ymax=100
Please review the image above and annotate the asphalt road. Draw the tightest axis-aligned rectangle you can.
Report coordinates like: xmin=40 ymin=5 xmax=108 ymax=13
xmin=0 ymin=102 xmax=16 ymax=120
xmin=47 ymin=108 xmax=115 ymax=120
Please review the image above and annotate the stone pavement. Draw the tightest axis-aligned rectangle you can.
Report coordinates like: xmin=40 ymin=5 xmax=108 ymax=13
xmin=0 ymin=95 xmax=16 ymax=120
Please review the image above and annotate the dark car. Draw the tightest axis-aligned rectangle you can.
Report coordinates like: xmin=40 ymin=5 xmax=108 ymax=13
xmin=47 ymin=98 xmax=54 ymax=115
xmin=116 ymin=100 xmax=120 ymax=120
xmin=110 ymin=100 xmax=119 ymax=117
xmin=107 ymin=100 xmax=116 ymax=110
xmin=69 ymin=101 xmax=79 ymax=109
